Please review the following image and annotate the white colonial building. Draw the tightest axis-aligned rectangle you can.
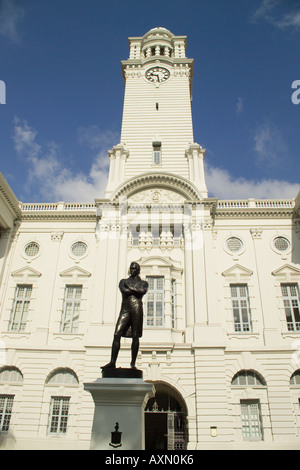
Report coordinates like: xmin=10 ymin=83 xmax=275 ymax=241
xmin=0 ymin=27 xmax=300 ymax=450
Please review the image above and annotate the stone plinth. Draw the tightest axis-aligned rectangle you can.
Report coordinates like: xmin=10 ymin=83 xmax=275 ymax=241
xmin=84 ymin=370 xmax=154 ymax=450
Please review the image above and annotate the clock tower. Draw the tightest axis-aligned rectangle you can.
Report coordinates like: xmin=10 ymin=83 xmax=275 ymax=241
xmin=105 ymin=27 xmax=208 ymax=200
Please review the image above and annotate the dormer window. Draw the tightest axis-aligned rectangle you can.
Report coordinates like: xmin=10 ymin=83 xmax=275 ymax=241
xmin=152 ymin=142 xmax=162 ymax=164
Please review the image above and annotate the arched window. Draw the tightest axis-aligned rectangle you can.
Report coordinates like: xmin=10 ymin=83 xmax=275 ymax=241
xmin=0 ymin=366 xmax=23 ymax=383
xmin=290 ymin=370 xmax=300 ymax=385
xmin=46 ymin=368 xmax=79 ymax=385
xmin=231 ymin=370 xmax=266 ymax=387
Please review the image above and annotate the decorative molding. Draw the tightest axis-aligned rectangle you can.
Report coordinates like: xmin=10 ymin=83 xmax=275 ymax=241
xmin=51 ymin=232 xmax=64 ymax=242
xmin=111 ymin=172 xmax=203 ymax=202
xmin=227 ymin=332 xmax=260 ymax=341
xmin=124 ymin=65 xmax=143 ymax=79
xmin=271 ymin=264 xmax=300 ymax=282
xmin=11 ymin=266 xmax=42 ymax=282
xmin=0 ymin=172 xmax=22 ymax=222
xmin=60 ymin=266 xmax=91 ymax=282
xmin=222 ymin=264 xmax=253 ymax=283
xmin=128 ymin=188 xmax=185 ymax=204
xmin=250 ymin=228 xmax=263 ymax=239
xmin=138 ymin=255 xmax=182 ymax=275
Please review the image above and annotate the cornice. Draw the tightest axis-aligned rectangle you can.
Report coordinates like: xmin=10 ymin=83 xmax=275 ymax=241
xmin=0 ymin=172 xmax=22 ymax=220
xmin=21 ymin=212 xmax=97 ymax=222
xmin=214 ymin=208 xmax=294 ymax=219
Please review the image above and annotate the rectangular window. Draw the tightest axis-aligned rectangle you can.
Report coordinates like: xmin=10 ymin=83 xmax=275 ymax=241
xmin=9 ymin=284 xmax=32 ymax=331
xmin=230 ymin=284 xmax=252 ymax=332
xmin=49 ymin=397 xmax=70 ymax=434
xmin=281 ymin=283 xmax=300 ymax=331
xmin=145 ymin=277 xmax=164 ymax=327
xmin=61 ymin=285 xmax=82 ymax=333
xmin=240 ymin=400 xmax=263 ymax=440
xmin=152 ymin=142 xmax=161 ymax=165
xmin=0 ymin=395 xmax=14 ymax=432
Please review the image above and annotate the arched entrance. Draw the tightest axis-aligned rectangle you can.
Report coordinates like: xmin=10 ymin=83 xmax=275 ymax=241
xmin=144 ymin=382 xmax=188 ymax=450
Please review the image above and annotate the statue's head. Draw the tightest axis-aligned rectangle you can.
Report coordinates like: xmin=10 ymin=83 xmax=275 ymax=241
xmin=129 ymin=262 xmax=140 ymax=277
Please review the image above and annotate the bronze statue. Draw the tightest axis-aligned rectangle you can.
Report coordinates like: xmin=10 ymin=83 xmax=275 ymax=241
xmin=102 ymin=262 xmax=148 ymax=370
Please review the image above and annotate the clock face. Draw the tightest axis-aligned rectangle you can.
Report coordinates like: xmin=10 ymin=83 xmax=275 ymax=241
xmin=145 ymin=67 xmax=170 ymax=83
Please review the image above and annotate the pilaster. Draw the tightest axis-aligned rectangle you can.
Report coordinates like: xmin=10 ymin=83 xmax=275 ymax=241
xmin=105 ymin=144 xmax=129 ymax=199
xmin=185 ymin=143 xmax=208 ymax=198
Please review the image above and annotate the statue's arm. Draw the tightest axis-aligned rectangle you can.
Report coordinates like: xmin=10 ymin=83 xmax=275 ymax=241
xmin=130 ymin=280 xmax=148 ymax=296
xmin=119 ymin=279 xmax=131 ymax=294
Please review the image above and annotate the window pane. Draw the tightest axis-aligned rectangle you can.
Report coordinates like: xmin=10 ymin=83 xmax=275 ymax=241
xmin=49 ymin=397 xmax=70 ymax=434
xmin=226 ymin=237 xmax=243 ymax=253
xmin=274 ymin=237 xmax=289 ymax=252
xmin=10 ymin=285 xmax=32 ymax=331
xmin=24 ymin=242 xmax=40 ymax=257
xmin=71 ymin=242 xmax=87 ymax=257
xmin=145 ymin=277 xmax=165 ymax=327
xmin=281 ymin=284 xmax=300 ymax=331
xmin=241 ymin=400 xmax=262 ymax=440
xmin=231 ymin=284 xmax=251 ymax=332
xmin=61 ymin=286 xmax=82 ymax=333
xmin=0 ymin=395 xmax=14 ymax=432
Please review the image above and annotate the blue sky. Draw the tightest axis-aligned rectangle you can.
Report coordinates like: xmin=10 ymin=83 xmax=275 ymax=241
xmin=0 ymin=0 xmax=299 ymax=202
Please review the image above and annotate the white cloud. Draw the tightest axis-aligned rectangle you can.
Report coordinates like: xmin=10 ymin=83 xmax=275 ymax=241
xmin=253 ymin=119 xmax=287 ymax=168
xmin=13 ymin=118 xmax=299 ymax=203
xmin=253 ymin=0 xmax=300 ymax=29
xmin=236 ymin=97 xmax=244 ymax=115
xmin=0 ymin=0 xmax=24 ymax=42
xmin=78 ymin=125 xmax=120 ymax=150
xmin=205 ymin=163 xmax=299 ymax=199
xmin=13 ymin=118 xmax=114 ymax=202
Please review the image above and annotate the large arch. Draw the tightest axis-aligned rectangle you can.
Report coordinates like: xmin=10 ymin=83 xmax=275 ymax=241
xmin=111 ymin=172 xmax=203 ymax=202
xmin=144 ymin=381 xmax=188 ymax=450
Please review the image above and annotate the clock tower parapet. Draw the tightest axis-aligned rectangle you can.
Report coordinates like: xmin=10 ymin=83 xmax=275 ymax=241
xmin=124 ymin=27 xmax=189 ymax=67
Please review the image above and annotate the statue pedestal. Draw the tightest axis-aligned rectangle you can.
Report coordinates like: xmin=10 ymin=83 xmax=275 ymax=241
xmin=84 ymin=369 xmax=155 ymax=450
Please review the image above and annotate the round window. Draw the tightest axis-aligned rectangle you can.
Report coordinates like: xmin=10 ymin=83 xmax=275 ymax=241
xmin=24 ymin=242 xmax=40 ymax=257
xmin=71 ymin=241 xmax=87 ymax=257
xmin=274 ymin=236 xmax=290 ymax=252
xmin=226 ymin=237 xmax=243 ymax=253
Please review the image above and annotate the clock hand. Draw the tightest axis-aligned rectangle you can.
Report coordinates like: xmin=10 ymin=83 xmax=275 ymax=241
xmin=148 ymin=71 xmax=161 ymax=82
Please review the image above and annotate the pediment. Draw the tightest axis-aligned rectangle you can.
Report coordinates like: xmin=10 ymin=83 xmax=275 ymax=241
xmin=11 ymin=266 xmax=42 ymax=282
xmin=140 ymin=256 xmax=173 ymax=267
xmin=60 ymin=266 xmax=91 ymax=282
xmin=272 ymin=264 xmax=300 ymax=281
xmin=138 ymin=256 xmax=182 ymax=274
xmin=222 ymin=264 xmax=253 ymax=282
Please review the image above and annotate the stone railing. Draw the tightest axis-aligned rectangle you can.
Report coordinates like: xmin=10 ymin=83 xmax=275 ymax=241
xmin=217 ymin=198 xmax=294 ymax=210
xmin=20 ymin=198 xmax=295 ymax=213
xmin=20 ymin=202 xmax=96 ymax=212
